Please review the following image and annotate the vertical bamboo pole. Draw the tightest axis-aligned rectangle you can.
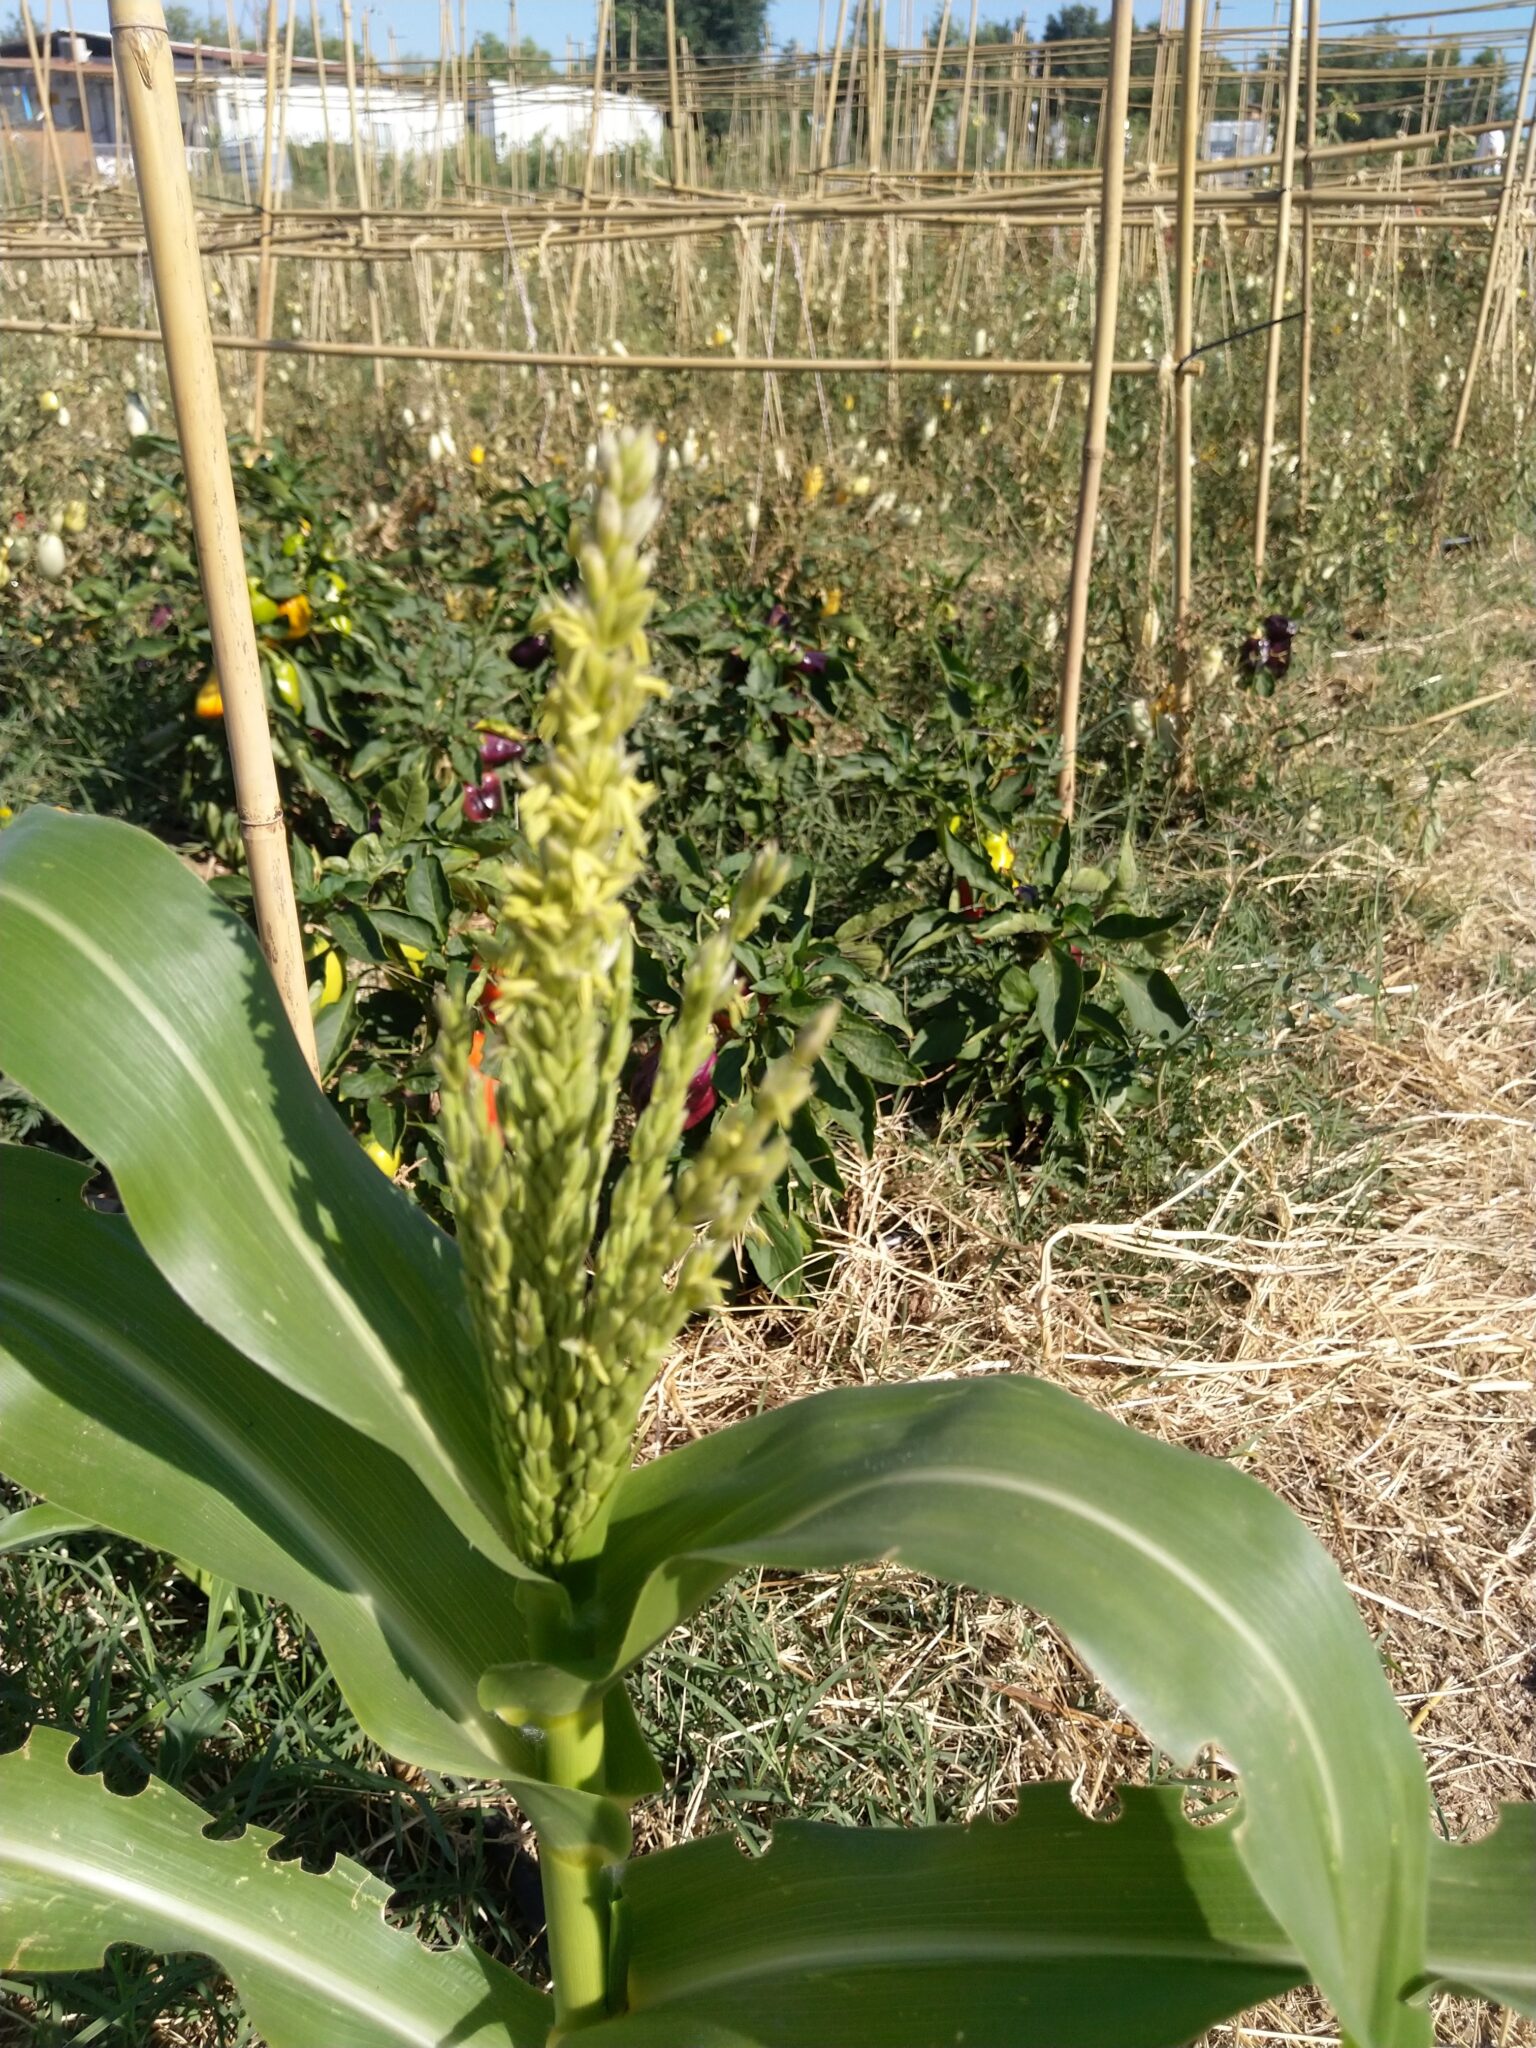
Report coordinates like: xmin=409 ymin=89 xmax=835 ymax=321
xmin=110 ymin=0 xmax=319 ymax=1078
xmin=1057 ymin=0 xmax=1134 ymax=822
xmin=251 ymin=0 xmax=296 ymax=446
xmin=222 ymin=0 xmax=252 ymax=206
xmin=1251 ymin=0 xmax=1301 ymax=578
xmin=248 ymin=0 xmax=281 ymax=436
xmin=817 ymin=0 xmax=851 ymax=183
xmin=1171 ymin=0 xmax=1203 ymax=789
xmin=954 ymin=0 xmax=979 ymax=178
xmin=916 ymin=0 xmax=951 ymax=168
xmin=309 ymin=0 xmax=339 ymax=210
xmin=663 ymin=0 xmax=685 ymax=185
xmin=867 ymin=0 xmax=882 ymax=174
xmin=18 ymin=0 xmax=73 ymax=215
xmin=1449 ymin=8 xmax=1536 ymax=452
xmin=1295 ymin=0 xmax=1319 ymax=501
xmin=341 ymin=0 xmax=385 ymax=393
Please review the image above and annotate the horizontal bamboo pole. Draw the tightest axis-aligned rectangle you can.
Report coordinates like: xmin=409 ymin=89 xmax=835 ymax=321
xmin=0 ymin=315 xmax=1200 ymax=377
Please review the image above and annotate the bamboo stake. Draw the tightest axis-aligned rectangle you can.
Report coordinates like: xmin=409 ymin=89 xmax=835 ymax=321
xmin=222 ymin=0 xmax=252 ymax=206
xmin=663 ymin=0 xmax=685 ymax=186
xmin=916 ymin=0 xmax=951 ymax=170
xmin=1251 ymin=0 xmax=1301 ymax=577
xmin=18 ymin=0 xmax=73 ymax=215
xmin=340 ymin=0 xmax=385 ymax=392
xmin=252 ymin=0 xmax=297 ymax=445
xmin=110 ymin=0 xmax=319 ymax=1078
xmin=818 ymin=0 xmax=852 ymax=183
xmin=1449 ymin=7 xmax=1536 ymax=452
xmin=1295 ymin=0 xmax=1319 ymax=501
xmin=1056 ymin=0 xmax=1134 ymax=822
xmin=1171 ymin=0 xmax=1203 ymax=790
xmin=249 ymin=0 xmax=281 ymax=437
xmin=954 ymin=0 xmax=979 ymax=178
xmin=309 ymin=0 xmax=339 ymax=211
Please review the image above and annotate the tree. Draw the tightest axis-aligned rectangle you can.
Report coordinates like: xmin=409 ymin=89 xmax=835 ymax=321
xmin=626 ymin=0 xmax=767 ymax=67
xmin=474 ymin=31 xmax=555 ymax=79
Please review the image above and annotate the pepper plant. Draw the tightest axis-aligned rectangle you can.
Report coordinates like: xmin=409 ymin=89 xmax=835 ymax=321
xmin=0 ymin=433 xmax=1530 ymax=2048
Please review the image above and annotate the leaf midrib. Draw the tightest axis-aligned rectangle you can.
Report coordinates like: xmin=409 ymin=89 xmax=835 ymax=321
xmin=0 ymin=878 xmax=466 ymax=1512
xmin=632 ymin=1924 xmax=1303 ymax=2003
xmin=0 ymin=1275 xmax=503 ymax=1769
xmin=0 ymin=1836 xmax=469 ymax=2046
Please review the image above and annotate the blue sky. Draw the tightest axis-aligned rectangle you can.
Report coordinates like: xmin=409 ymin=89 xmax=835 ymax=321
xmin=58 ymin=0 xmax=1534 ymax=65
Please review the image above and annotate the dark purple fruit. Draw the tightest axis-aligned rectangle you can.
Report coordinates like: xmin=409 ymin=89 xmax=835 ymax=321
xmin=797 ymin=647 xmax=829 ymax=678
xmin=478 ymin=732 xmax=525 ymax=766
xmin=463 ymin=775 xmax=504 ymax=822
xmin=766 ymin=603 xmax=791 ymax=629
xmin=510 ymin=632 xmax=552 ymax=671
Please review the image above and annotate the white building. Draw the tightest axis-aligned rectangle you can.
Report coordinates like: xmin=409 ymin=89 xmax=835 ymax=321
xmin=475 ymin=81 xmax=663 ymax=160
xmin=1204 ymin=116 xmax=1273 ymax=186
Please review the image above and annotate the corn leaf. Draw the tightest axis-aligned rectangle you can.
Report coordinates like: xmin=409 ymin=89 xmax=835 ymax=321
xmin=0 ymin=809 xmax=519 ymax=1574
xmin=563 ymin=1380 xmax=1432 ymax=2048
xmin=0 ymin=1146 xmax=628 ymax=1856
xmin=585 ymin=1789 xmax=1532 ymax=2048
xmin=0 ymin=1728 xmax=550 ymax=2048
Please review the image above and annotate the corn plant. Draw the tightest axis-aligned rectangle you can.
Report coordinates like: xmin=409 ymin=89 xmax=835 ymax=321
xmin=0 ymin=433 xmax=1529 ymax=2048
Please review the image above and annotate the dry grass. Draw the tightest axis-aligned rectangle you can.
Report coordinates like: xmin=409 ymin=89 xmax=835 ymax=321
xmin=636 ymin=679 xmax=1535 ymax=2040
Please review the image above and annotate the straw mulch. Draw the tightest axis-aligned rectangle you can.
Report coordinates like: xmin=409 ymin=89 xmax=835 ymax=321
xmin=639 ymin=732 xmax=1535 ymax=2042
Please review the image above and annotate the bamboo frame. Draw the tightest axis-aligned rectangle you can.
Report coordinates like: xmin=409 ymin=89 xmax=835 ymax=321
xmin=110 ymin=0 xmax=319 ymax=1078
xmin=1057 ymin=0 xmax=1135 ymax=822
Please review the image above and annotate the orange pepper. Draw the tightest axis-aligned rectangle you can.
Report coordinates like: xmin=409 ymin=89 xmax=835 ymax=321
xmin=468 ymin=1030 xmax=499 ymax=1127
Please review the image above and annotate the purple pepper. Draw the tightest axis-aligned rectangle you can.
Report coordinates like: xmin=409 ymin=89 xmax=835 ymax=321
xmin=797 ymin=647 xmax=829 ymax=678
xmin=478 ymin=732 xmax=525 ymax=766
xmin=510 ymin=632 xmax=552 ymax=671
xmin=463 ymin=781 xmax=497 ymax=823
xmin=766 ymin=603 xmax=791 ymax=629
xmin=148 ymin=603 xmax=173 ymax=633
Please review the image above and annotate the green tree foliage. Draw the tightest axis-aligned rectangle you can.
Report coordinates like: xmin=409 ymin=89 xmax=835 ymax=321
xmin=627 ymin=0 xmax=767 ymax=66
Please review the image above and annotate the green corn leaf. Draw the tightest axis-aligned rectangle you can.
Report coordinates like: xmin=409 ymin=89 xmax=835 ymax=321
xmin=0 ymin=1146 xmax=628 ymax=1855
xmin=586 ymin=1789 xmax=1531 ymax=2048
xmin=562 ymin=1380 xmax=1432 ymax=2048
xmin=0 ymin=809 xmax=519 ymax=1574
xmin=0 ymin=1728 xmax=550 ymax=2048
xmin=1422 ymin=1805 xmax=1535 ymax=2012
xmin=0 ymin=1502 xmax=97 ymax=1555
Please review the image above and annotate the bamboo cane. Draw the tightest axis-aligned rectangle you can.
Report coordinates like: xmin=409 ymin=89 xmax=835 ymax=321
xmin=109 ymin=0 xmax=319 ymax=1078
xmin=249 ymin=0 xmax=281 ymax=435
xmin=309 ymin=0 xmax=339 ymax=210
xmin=1295 ymin=0 xmax=1319 ymax=500
xmin=18 ymin=0 xmax=73 ymax=215
xmin=340 ymin=0 xmax=385 ymax=392
xmin=221 ymin=0 xmax=252 ymax=206
xmin=954 ymin=0 xmax=979 ymax=178
xmin=1251 ymin=0 xmax=1301 ymax=577
xmin=1449 ymin=7 xmax=1536 ymax=452
xmin=1171 ymin=0 xmax=1203 ymax=791
xmin=251 ymin=0 xmax=297 ymax=445
xmin=817 ymin=0 xmax=852 ymax=183
xmin=663 ymin=0 xmax=685 ymax=186
xmin=1056 ymin=0 xmax=1134 ymax=822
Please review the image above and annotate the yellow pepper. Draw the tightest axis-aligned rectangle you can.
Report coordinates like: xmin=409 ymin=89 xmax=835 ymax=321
xmin=195 ymin=675 xmax=224 ymax=719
